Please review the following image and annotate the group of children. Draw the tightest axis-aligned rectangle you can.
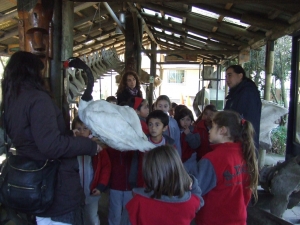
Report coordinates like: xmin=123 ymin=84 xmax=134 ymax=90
xmin=73 ymin=94 xmax=258 ymax=225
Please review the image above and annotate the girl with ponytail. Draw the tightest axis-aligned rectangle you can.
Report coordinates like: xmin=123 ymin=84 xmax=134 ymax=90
xmin=194 ymin=110 xmax=258 ymax=225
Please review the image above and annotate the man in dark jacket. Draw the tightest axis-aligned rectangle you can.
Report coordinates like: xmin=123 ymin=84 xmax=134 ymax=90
xmin=224 ymin=65 xmax=262 ymax=154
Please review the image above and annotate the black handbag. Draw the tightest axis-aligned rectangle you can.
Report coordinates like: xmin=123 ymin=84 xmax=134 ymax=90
xmin=0 ymin=111 xmax=60 ymax=215
xmin=0 ymin=155 xmax=60 ymax=214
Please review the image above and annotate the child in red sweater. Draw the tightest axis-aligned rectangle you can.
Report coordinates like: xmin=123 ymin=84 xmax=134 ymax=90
xmin=128 ymin=97 xmax=149 ymax=135
xmin=121 ymin=145 xmax=203 ymax=225
xmin=193 ymin=104 xmax=217 ymax=160
xmin=72 ymin=116 xmax=111 ymax=225
xmin=174 ymin=107 xmax=200 ymax=174
xmin=194 ymin=111 xmax=258 ymax=225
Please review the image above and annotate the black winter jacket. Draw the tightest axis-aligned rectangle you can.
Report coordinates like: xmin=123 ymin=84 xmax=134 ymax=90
xmin=224 ymin=78 xmax=262 ymax=151
xmin=117 ymin=88 xmax=142 ymax=105
xmin=4 ymin=87 xmax=97 ymax=217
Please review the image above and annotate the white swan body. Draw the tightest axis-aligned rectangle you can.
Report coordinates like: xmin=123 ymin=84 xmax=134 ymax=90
xmin=78 ymin=99 xmax=155 ymax=152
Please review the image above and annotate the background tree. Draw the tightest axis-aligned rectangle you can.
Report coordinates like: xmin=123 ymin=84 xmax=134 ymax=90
xmin=273 ymin=35 xmax=292 ymax=108
xmin=244 ymin=47 xmax=266 ymax=89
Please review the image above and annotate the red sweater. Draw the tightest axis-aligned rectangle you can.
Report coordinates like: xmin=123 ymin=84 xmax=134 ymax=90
xmin=180 ymin=130 xmax=198 ymax=163
xmin=194 ymin=119 xmax=211 ymax=160
xmin=107 ymin=148 xmax=144 ymax=190
xmin=90 ymin=148 xmax=111 ymax=192
xmin=195 ymin=142 xmax=251 ymax=225
xmin=126 ymin=192 xmax=200 ymax=225
xmin=140 ymin=120 xmax=149 ymax=135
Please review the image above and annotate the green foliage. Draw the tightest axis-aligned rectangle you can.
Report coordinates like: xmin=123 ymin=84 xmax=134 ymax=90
xmin=270 ymin=126 xmax=287 ymax=155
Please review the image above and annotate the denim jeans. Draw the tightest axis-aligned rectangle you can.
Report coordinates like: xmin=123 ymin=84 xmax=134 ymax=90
xmin=108 ymin=190 xmax=133 ymax=225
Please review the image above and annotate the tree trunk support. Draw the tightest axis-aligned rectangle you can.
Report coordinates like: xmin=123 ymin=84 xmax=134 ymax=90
xmin=264 ymin=40 xmax=275 ymax=100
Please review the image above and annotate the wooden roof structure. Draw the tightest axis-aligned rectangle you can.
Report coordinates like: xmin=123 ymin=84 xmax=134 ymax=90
xmin=0 ymin=0 xmax=300 ymax=64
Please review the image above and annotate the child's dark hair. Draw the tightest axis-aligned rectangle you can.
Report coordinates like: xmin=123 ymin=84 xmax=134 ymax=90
xmin=128 ymin=97 xmax=148 ymax=111
xmin=212 ymin=111 xmax=258 ymax=201
xmin=174 ymin=104 xmax=187 ymax=117
xmin=106 ymin=96 xmax=117 ymax=103
xmin=155 ymin=95 xmax=171 ymax=107
xmin=146 ymin=110 xmax=169 ymax=127
xmin=174 ymin=107 xmax=194 ymax=129
xmin=171 ymin=102 xmax=178 ymax=109
xmin=195 ymin=104 xmax=217 ymax=123
xmin=71 ymin=116 xmax=83 ymax=130
xmin=143 ymin=145 xmax=192 ymax=199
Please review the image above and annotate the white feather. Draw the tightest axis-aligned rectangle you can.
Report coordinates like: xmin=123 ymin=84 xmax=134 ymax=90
xmin=78 ymin=99 xmax=155 ymax=152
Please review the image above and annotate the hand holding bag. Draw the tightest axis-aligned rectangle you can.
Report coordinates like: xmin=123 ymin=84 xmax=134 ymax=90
xmin=0 ymin=154 xmax=60 ymax=214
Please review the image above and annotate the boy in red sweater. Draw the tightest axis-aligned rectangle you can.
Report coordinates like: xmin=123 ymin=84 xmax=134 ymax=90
xmin=146 ymin=110 xmax=175 ymax=147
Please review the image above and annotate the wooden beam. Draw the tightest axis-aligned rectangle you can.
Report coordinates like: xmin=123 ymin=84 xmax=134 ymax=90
xmin=73 ymin=18 xmax=114 ymax=39
xmin=73 ymin=33 xmax=125 ymax=54
xmin=102 ymin=2 xmax=125 ymax=35
xmin=141 ymin=12 xmax=247 ymax=47
xmin=146 ymin=21 xmax=239 ymax=51
xmin=0 ymin=29 xmax=18 ymax=42
xmin=142 ymin=49 xmax=239 ymax=55
xmin=74 ymin=27 xmax=116 ymax=46
xmin=192 ymin=3 xmax=287 ymax=30
xmin=74 ymin=2 xmax=95 ymax=12
xmin=0 ymin=10 xmax=17 ymax=24
xmin=140 ymin=3 xmax=265 ymax=39
xmin=127 ymin=2 xmax=158 ymax=45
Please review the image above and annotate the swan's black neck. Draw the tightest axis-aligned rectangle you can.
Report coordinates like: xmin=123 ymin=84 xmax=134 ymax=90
xmin=67 ymin=57 xmax=94 ymax=102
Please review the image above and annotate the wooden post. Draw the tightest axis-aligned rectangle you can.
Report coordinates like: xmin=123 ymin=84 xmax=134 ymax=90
xmin=61 ymin=0 xmax=74 ymax=61
xmin=264 ymin=40 xmax=275 ymax=101
xmin=148 ymin=41 xmax=156 ymax=109
xmin=17 ymin=0 xmax=54 ymax=91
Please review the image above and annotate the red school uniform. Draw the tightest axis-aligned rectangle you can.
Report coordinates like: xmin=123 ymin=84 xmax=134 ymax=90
xmin=90 ymin=148 xmax=112 ymax=192
xmin=194 ymin=119 xmax=211 ymax=160
xmin=195 ymin=142 xmax=251 ymax=225
xmin=180 ymin=127 xmax=200 ymax=163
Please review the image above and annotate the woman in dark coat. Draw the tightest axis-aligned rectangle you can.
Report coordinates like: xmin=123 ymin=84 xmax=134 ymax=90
xmin=116 ymin=71 xmax=143 ymax=105
xmin=1 ymin=51 xmax=101 ymax=225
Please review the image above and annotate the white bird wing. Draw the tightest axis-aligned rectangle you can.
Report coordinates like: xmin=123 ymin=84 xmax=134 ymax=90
xmin=78 ymin=100 xmax=155 ymax=152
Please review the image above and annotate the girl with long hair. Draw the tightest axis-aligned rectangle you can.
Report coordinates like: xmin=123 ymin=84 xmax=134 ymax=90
xmin=174 ymin=107 xmax=200 ymax=174
xmin=195 ymin=110 xmax=258 ymax=225
xmin=194 ymin=104 xmax=217 ymax=160
xmin=116 ymin=71 xmax=142 ymax=105
xmin=121 ymin=145 xmax=203 ymax=225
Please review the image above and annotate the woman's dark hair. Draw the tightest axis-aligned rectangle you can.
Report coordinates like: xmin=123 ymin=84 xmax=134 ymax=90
xmin=146 ymin=110 xmax=169 ymax=127
xmin=212 ymin=110 xmax=258 ymax=201
xmin=143 ymin=145 xmax=191 ymax=199
xmin=226 ymin=65 xmax=246 ymax=80
xmin=2 ymin=51 xmax=45 ymax=99
xmin=116 ymin=70 xmax=142 ymax=95
xmin=174 ymin=107 xmax=194 ymax=129
xmin=1 ymin=51 xmax=47 ymax=120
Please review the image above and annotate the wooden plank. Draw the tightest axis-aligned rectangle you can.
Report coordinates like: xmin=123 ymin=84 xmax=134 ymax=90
xmin=141 ymin=12 xmax=247 ymax=46
xmin=142 ymin=49 xmax=239 ymax=55
xmin=127 ymin=2 xmax=158 ymax=45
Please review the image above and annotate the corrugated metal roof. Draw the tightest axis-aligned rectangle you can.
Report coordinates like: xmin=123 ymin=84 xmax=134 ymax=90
xmin=0 ymin=0 xmax=298 ymax=64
